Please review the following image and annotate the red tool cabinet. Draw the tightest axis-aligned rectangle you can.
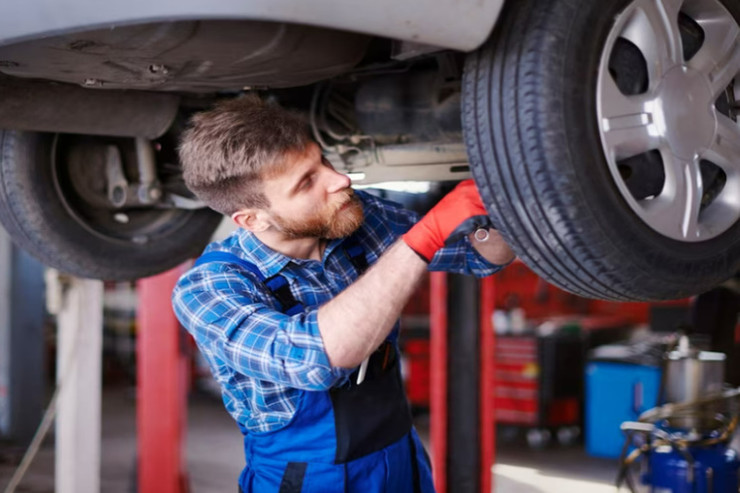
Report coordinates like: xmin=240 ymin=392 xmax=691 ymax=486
xmin=494 ymin=334 xmax=581 ymax=429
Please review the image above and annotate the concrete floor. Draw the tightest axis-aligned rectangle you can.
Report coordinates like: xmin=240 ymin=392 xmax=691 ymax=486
xmin=494 ymin=440 xmax=618 ymax=493
xmin=0 ymin=386 xmax=620 ymax=493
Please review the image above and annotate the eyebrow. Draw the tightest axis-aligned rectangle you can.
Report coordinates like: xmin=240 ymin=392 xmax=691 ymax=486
xmin=287 ymin=147 xmax=324 ymax=195
xmin=289 ymin=168 xmax=314 ymax=195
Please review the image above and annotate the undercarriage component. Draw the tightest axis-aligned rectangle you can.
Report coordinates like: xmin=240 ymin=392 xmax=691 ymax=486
xmin=311 ymin=71 xmax=470 ymax=184
xmin=0 ymin=77 xmax=179 ymax=138
xmin=0 ymin=20 xmax=370 ymax=92
xmin=325 ymin=142 xmax=471 ymax=184
xmin=105 ymin=139 xmax=166 ymax=208
xmin=354 ymin=71 xmax=462 ymax=143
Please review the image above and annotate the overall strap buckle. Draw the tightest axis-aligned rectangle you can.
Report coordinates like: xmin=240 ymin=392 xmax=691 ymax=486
xmin=264 ymin=275 xmax=304 ymax=316
xmin=343 ymin=236 xmax=368 ymax=274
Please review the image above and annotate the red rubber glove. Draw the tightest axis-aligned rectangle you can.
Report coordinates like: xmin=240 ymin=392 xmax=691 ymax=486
xmin=402 ymin=180 xmax=493 ymax=262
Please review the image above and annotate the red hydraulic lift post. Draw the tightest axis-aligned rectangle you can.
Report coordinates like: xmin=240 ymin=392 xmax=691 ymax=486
xmin=480 ymin=275 xmax=496 ymax=493
xmin=429 ymin=272 xmax=448 ymax=493
xmin=137 ymin=265 xmax=190 ymax=493
xmin=430 ymin=272 xmax=497 ymax=493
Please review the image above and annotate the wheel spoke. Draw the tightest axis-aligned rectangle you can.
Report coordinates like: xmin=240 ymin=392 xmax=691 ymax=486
xmin=641 ymin=154 xmax=704 ymax=239
xmin=688 ymin=10 xmax=740 ymax=97
xmin=702 ymin=115 xmax=740 ymax=176
xmin=600 ymin=72 xmax=653 ymax=117
xmin=602 ymin=117 xmax=661 ymax=160
xmin=600 ymin=80 xmax=660 ymax=160
xmin=600 ymin=74 xmax=660 ymax=159
xmin=623 ymin=0 xmax=684 ymax=81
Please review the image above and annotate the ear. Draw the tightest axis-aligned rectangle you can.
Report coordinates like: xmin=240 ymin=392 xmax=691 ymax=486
xmin=231 ymin=208 xmax=271 ymax=232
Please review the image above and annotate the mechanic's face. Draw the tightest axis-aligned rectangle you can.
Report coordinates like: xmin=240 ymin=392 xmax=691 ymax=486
xmin=262 ymin=143 xmax=364 ymax=239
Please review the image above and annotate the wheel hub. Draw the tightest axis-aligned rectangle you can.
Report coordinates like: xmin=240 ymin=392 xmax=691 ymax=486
xmin=657 ymin=65 xmax=715 ymax=160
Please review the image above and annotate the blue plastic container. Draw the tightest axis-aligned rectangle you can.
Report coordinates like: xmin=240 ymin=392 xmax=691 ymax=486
xmin=585 ymin=361 xmax=661 ymax=458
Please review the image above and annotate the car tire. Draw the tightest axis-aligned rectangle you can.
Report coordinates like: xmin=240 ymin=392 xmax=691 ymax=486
xmin=0 ymin=130 xmax=222 ymax=280
xmin=463 ymin=0 xmax=740 ymax=301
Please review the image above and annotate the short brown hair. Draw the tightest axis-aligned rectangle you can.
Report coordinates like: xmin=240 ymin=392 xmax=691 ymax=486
xmin=178 ymin=95 xmax=312 ymax=215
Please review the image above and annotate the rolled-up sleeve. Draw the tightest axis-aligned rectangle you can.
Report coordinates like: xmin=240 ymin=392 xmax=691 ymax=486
xmin=358 ymin=191 xmax=504 ymax=278
xmin=172 ymin=267 xmax=352 ymax=391
xmin=429 ymin=235 xmax=505 ymax=278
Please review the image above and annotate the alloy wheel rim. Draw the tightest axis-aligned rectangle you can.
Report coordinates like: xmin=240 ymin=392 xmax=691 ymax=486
xmin=596 ymin=0 xmax=740 ymax=242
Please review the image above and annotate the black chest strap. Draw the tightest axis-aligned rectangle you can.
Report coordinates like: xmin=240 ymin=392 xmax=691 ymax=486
xmin=343 ymin=236 xmax=368 ymax=275
xmin=194 ymin=251 xmax=305 ymax=316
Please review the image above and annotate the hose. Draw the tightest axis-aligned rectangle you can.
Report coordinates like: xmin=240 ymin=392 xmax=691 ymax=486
xmin=3 ymin=275 xmax=88 ymax=493
xmin=2 ymin=389 xmax=60 ymax=493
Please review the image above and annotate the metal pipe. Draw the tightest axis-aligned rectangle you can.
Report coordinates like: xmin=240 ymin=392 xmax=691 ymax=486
xmin=135 ymin=138 xmax=162 ymax=204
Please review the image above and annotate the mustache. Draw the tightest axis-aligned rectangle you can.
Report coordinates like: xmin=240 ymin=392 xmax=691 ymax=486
xmin=335 ymin=189 xmax=358 ymax=209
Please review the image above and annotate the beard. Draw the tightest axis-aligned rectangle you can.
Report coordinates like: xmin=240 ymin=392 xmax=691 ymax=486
xmin=272 ymin=189 xmax=365 ymax=240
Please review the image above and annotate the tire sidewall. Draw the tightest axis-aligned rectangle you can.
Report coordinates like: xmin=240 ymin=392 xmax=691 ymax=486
xmin=0 ymin=130 xmax=220 ymax=279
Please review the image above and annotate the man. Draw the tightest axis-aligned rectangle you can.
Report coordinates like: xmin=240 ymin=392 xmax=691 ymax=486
xmin=172 ymin=96 xmax=514 ymax=493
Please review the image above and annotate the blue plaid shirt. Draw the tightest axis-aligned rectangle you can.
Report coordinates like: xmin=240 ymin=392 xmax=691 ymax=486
xmin=172 ymin=190 xmax=502 ymax=433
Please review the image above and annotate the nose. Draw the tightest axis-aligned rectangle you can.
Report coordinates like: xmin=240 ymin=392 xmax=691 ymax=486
xmin=325 ymin=167 xmax=351 ymax=193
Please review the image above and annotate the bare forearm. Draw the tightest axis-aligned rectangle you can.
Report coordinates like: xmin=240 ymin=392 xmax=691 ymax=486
xmin=317 ymin=240 xmax=427 ymax=368
xmin=470 ymin=229 xmax=516 ymax=265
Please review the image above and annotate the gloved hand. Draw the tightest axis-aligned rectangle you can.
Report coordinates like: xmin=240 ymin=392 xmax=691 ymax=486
xmin=402 ymin=180 xmax=493 ymax=262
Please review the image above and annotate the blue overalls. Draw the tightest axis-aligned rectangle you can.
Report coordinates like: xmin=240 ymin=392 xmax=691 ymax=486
xmin=195 ymin=238 xmax=435 ymax=493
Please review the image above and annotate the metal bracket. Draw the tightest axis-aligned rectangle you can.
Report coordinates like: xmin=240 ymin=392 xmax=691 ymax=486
xmin=104 ymin=139 xmax=165 ymax=208
xmin=327 ymin=141 xmax=471 ymax=185
xmin=160 ymin=193 xmax=207 ymax=210
xmin=134 ymin=138 xmax=162 ymax=205
xmin=105 ymin=146 xmax=129 ymax=208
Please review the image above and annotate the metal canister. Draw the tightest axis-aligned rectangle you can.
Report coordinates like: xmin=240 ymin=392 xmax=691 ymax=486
xmin=664 ymin=343 xmax=726 ymax=405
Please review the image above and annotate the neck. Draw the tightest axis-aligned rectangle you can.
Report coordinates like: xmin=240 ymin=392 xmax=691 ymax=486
xmin=253 ymin=230 xmax=324 ymax=261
